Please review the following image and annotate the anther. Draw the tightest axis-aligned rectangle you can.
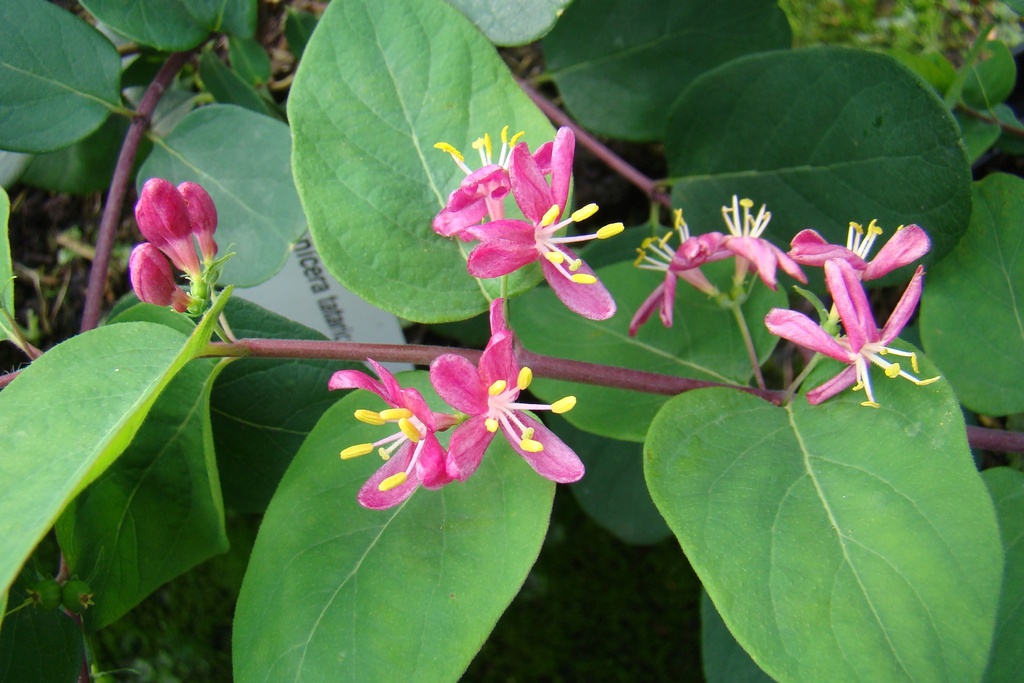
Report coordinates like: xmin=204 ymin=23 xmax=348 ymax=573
xmin=378 ymin=472 xmax=408 ymax=492
xmin=379 ymin=408 xmax=413 ymax=421
xmin=597 ymin=223 xmax=624 ymax=239
xmin=551 ymin=396 xmax=576 ymax=414
xmin=485 ymin=418 xmax=500 ymax=432
xmin=398 ymin=417 xmax=421 ymax=442
xmin=571 ymin=274 xmax=597 ymax=284
xmin=520 ymin=439 xmax=544 ymax=453
xmin=354 ymin=409 xmax=385 ymax=425
xmin=517 ymin=367 xmax=533 ymax=390
xmin=860 ymin=401 xmax=880 ymax=409
xmin=341 ymin=443 xmax=374 ymax=460
xmin=541 ymin=205 xmax=561 ymax=227
xmin=433 ymin=142 xmax=464 ymax=162
xmin=570 ymin=203 xmax=599 ymax=222
xmin=885 ymin=364 xmax=902 ymax=378
xmin=488 ymin=380 xmax=507 ymax=396
xmin=568 ymin=259 xmax=582 ymax=272
xmin=545 ymin=251 xmax=566 ymax=264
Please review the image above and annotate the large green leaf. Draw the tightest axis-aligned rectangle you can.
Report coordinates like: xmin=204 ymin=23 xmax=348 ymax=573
xmin=665 ymin=47 xmax=971 ymax=271
xmin=211 ymin=297 xmax=355 ymax=512
xmin=0 ymin=294 xmax=228 ymax=599
xmin=920 ymin=173 xmax=1024 ymax=416
xmin=701 ymin=590 xmax=773 ymax=683
xmin=19 ymin=115 xmax=129 ymax=194
xmin=78 ymin=0 xmax=255 ymax=51
xmin=290 ymin=0 xmax=554 ymax=323
xmin=0 ymin=570 xmax=82 ymax=683
xmin=961 ymin=40 xmax=1016 ymax=110
xmin=543 ymin=0 xmax=791 ymax=141
xmin=511 ymin=259 xmax=787 ymax=442
xmin=199 ymin=50 xmax=277 ymax=118
xmin=982 ymin=467 xmax=1024 ymax=682
xmin=0 ymin=0 xmax=121 ymax=153
xmin=138 ymin=104 xmax=306 ymax=287
xmin=645 ymin=356 xmax=1002 ymax=682
xmin=55 ymin=358 xmax=228 ymax=631
xmin=446 ymin=0 xmax=571 ymax=46
xmin=233 ymin=372 xmax=554 ymax=682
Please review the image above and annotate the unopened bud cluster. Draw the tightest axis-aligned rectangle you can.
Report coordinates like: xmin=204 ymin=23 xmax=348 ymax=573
xmin=129 ymin=178 xmax=224 ymax=315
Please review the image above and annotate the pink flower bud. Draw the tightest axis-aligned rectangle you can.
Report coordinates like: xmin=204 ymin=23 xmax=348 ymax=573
xmin=177 ymin=181 xmax=219 ymax=261
xmin=135 ymin=178 xmax=201 ymax=276
xmin=129 ymin=243 xmax=190 ymax=312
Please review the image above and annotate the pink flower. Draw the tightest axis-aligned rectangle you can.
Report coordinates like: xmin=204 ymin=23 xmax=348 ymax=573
xmin=720 ymin=196 xmax=807 ymax=290
xmin=764 ymin=259 xmax=939 ymax=407
xmin=788 ymin=220 xmax=930 ymax=280
xmin=429 ymin=299 xmax=585 ymax=483
xmin=629 ymin=209 xmax=729 ymax=336
xmin=460 ymin=129 xmax=620 ymax=320
xmin=432 ymin=126 xmax=526 ymax=238
xmin=329 ymin=360 xmax=459 ymax=509
xmin=135 ymin=178 xmax=202 ymax=277
xmin=128 ymin=243 xmax=191 ymax=312
xmin=177 ymin=181 xmax=218 ymax=263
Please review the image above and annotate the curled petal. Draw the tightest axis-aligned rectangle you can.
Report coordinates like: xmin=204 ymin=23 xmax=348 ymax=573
xmin=862 ymin=224 xmax=930 ymax=280
xmin=446 ymin=416 xmax=494 ymax=481
xmin=629 ymin=279 xmax=669 ymax=337
xmin=509 ymin=142 xmax=555 ymax=224
xmin=432 ymin=165 xmax=511 ymax=238
xmin=541 ymin=257 xmax=616 ymax=321
xmin=429 ymin=353 xmax=488 ymax=414
xmin=467 ymin=239 xmax=539 ymax=278
xmin=660 ymin=274 xmax=677 ymax=327
xmin=479 ymin=330 xmax=517 ymax=386
xmin=547 ymin=127 xmax=574 ymax=212
xmin=765 ymin=308 xmax=852 ymax=363
xmin=880 ymin=265 xmax=925 ymax=344
xmin=774 ymin=247 xmax=808 ymax=284
xmin=724 ymin=236 xmax=780 ymax=289
xmin=417 ymin=435 xmax=454 ymax=489
xmin=788 ymin=229 xmax=867 ymax=270
xmin=507 ymin=415 xmax=585 ymax=483
xmin=328 ymin=367 xmax=386 ymax=397
xmin=825 ymin=259 xmax=879 ymax=350
xmin=356 ymin=443 xmax=420 ymax=509
xmin=366 ymin=359 xmax=402 ymax=402
xmin=806 ymin=364 xmax=859 ymax=405
xmin=673 ymin=232 xmax=728 ymax=269
xmin=489 ymin=297 xmax=509 ymax=337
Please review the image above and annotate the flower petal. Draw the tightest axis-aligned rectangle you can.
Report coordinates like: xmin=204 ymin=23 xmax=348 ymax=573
xmin=460 ymin=218 xmax=535 ymax=244
xmin=541 ymin=257 xmax=616 ymax=320
xmin=445 ymin=416 xmax=494 ymax=481
xmin=725 ymin=236 xmax=779 ymax=289
xmin=466 ymin=239 xmax=539 ymax=278
xmin=356 ymin=443 xmax=419 ymax=509
xmin=826 ymin=259 xmax=879 ymax=349
xmin=806 ymin=364 xmax=858 ymax=405
xmin=328 ymin=368 xmax=386 ymax=398
xmin=416 ymin=435 xmax=454 ymax=489
xmin=548 ymin=127 xmax=574 ymax=212
xmin=862 ymin=224 xmax=931 ymax=280
xmin=880 ymin=265 xmax=924 ymax=344
xmin=489 ymin=297 xmax=509 ymax=337
xmin=509 ymin=142 xmax=555 ymax=224
xmin=429 ymin=354 xmax=488 ymax=414
xmin=788 ymin=229 xmax=867 ymax=270
xmin=629 ymin=280 xmax=667 ymax=337
xmin=479 ymin=330 xmax=517 ymax=386
xmin=432 ymin=165 xmax=510 ymax=238
xmin=507 ymin=414 xmax=585 ymax=483
xmin=764 ymin=308 xmax=853 ymax=363
xmin=660 ymin=273 xmax=677 ymax=328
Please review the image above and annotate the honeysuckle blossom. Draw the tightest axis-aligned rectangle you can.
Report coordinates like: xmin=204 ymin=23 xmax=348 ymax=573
xmin=329 ymin=359 xmax=459 ymax=509
xmin=432 ymin=126 xmax=526 ymax=238
xmin=429 ymin=299 xmax=585 ymax=483
xmin=788 ymin=220 xmax=930 ymax=280
xmin=135 ymin=178 xmax=203 ymax=278
xmin=764 ymin=259 xmax=939 ymax=407
xmin=720 ymin=196 xmax=807 ymax=290
xmin=460 ymin=130 xmax=620 ymax=320
xmin=128 ymin=243 xmax=191 ymax=312
xmin=629 ymin=209 xmax=729 ymax=336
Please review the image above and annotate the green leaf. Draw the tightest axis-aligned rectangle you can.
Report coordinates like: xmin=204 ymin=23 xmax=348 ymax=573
xmin=888 ymin=49 xmax=957 ymax=94
xmin=198 ymin=51 xmax=277 ymax=118
xmin=211 ymin=297 xmax=356 ymax=512
xmin=982 ymin=467 xmax=1024 ymax=682
xmin=962 ymin=40 xmax=1016 ymax=110
xmin=645 ymin=364 xmax=1002 ymax=682
xmin=701 ymin=591 xmax=773 ymax=683
xmin=0 ymin=186 xmax=11 ymax=315
xmin=511 ymin=259 xmax=787 ymax=442
xmin=228 ymin=35 xmax=272 ymax=85
xmin=555 ymin=415 xmax=670 ymax=545
xmin=19 ymin=115 xmax=129 ymax=194
xmin=78 ymin=0 xmax=255 ymax=51
xmin=955 ymin=111 xmax=1002 ymax=163
xmin=138 ymin=104 xmax=306 ymax=287
xmin=55 ymin=358 xmax=229 ymax=631
xmin=232 ymin=372 xmax=554 ymax=682
xmin=920 ymin=173 xmax=1024 ymax=416
xmin=0 ymin=570 xmax=82 ymax=682
xmin=543 ymin=0 xmax=791 ymax=141
xmin=446 ymin=0 xmax=571 ymax=46
xmin=290 ymin=0 xmax=554 ymax=323
xmin=284 ymin=7 xmax=318 ymax=61
xmin=0 ymin=293 xmax=229 ymax=599
xmin=0 ymin=0 xmax=121 ymax=153
xmin=1006 ymin=0 xmax=1024 ymax=15
xmin=665 ymin=46 xmax=971 ymax=271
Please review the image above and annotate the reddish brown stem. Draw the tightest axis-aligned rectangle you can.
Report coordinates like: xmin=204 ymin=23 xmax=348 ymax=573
xmin=79 ymin=51 xmax=194 ymax=333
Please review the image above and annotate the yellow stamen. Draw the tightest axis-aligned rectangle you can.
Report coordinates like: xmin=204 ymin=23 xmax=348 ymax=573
xmin=673 ymin=209 xmax=684 ymax=228
xmin=551 ymin=396 xmax=577 ymax=414
xmin=434 ymin=142 xmax=463 ymax=162
xmin=488 ymin=379 xmax=507 ymax=396
xmin=545 ymin=251 xmax=566 ymax=264
xmin=500 ymin=125 xmax=510 ymax=143
xmin=354 ymin=409 xmax=385 ymax=425
xmin=341 ymin=443 xmax=374 ymax=460
xmin=915 ymin=376 xmax=942 ymax=386
xmin=866 ymin=218 xmax=883 ymax=236
xmin=571 ymin=274 xmax=597 ymax=284
xmin=521 ymin=427 xmax=535 ymax=440
xmin=597 ymin=222 xmax=624 ymax=239
xmin=485 ymin=418 xmax=500 ymax=432
xmin=379 ymin=408 xmax=413 ymax=421
xmin=378 ymin=448 xmax=391 ymax=461
xmin=508 ymin=130 xmax=525 ymax=146
xmin=740 ymin=198 xmax=754 ymax=209
xmin=571 ymin=203 xmax=599 ymax=222
xmin=517 ymin=367 xmax=533 ymax=390
xmin=520 ymin=438 xmax=544 ymax=453
xmin=885 ymin=363 xmax=902 ymax=378
xmin=852 ymin=381 xmax=865 ymax=392
xmin=378 ymin=472 xmax=408 ymax=491
xmin=398 ymin=417 xmax=421 ymax=443
xmin=541 ymin=205 xmax=561 ymax=227
xmin=910 ymin=354 xmax=920 ymax=374
xmin=567 ymin=258 xmax=582 ymax=272
xmin=850 ymin=221 xmax=864 ymax=235
xmin=860 ymin=401 xmax=880 ymax=408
